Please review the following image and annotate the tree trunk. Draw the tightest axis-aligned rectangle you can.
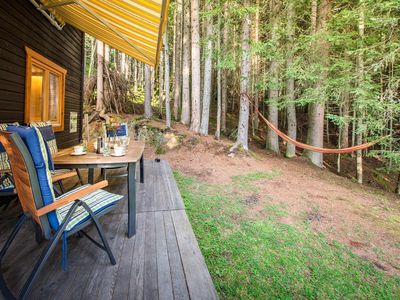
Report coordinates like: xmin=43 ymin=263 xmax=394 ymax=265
xmin=96 ymin=40 xmax=104 ymax=112
xmin=173 ymin=0 xmax=183 ymax=121
xmin=120 ymin=52 xmax=126 ymax=76
xmin=87 ymin=36 xmax=96 ymax=78
xmin=356 ymin=6 xmax=365 ymax=184
xmin=159 ymin=51 xmax=164 ymax=114
xmin=215 ymin=3 xmax=222 ymax=140
xmin=144 ymin=64 xmax=152 ymax=119
xmin=221 ymin=2 xmax=229 ymax=133
xmin=231 ymin=0 xmax=251 ymax=152
xmin=266 ymin=0 xmax=280 ymax=154
xmin=199 ymin=0 xmax=213 ymax=135
xmin=253 ymin=0 xmax=260 ymax=131
xmin=340 ymin=91 xmax=350 ymax=148
xmin=181 ymin=0 xmax=191 ymax=125
xmin=133 ymin=60 xmax=138 ymax=93
xmin=286 ymin=0 xmax=297 ymax=158
xmin=164 ymin=32 xmax=171 ymax=128
xmin=305 ymin=0 xmax=331 ymax=167
xmin=190 ymin=0 xmax=201 ymax=133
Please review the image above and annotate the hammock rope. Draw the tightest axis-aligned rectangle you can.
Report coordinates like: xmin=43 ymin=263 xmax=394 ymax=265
xmin=240 ymin=92 xmax=387 ymax=154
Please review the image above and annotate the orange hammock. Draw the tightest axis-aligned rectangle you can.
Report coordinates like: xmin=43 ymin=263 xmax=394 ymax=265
xmin=241 ymin=92 xmax=386 ymax=154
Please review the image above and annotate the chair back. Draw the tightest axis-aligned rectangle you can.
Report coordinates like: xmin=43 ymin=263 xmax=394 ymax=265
xmin=0 ymin=131 xmax=53 ymax=239
xmin=106 ymin=123 xmax=128 ymax=138
xmin=30 ymin=121 xmax=58 ymax=155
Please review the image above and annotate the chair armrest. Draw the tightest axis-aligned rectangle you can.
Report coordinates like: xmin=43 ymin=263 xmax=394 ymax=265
xmin=51 ymin=170 xmax=77 ymax=182
xmin=36 ymin=180 xmax=109 ymax=217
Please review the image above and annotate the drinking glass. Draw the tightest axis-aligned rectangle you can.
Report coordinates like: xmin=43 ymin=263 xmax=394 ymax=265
xmin=103 ymin=138 xmax=111 ymax=157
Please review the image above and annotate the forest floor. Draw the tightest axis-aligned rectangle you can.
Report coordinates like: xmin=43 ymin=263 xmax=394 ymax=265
xmin=107 ymin=117 xmax=400 ymax=297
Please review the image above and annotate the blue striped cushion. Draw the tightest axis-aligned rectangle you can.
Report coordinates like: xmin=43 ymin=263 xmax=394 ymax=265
xmin=55 ymin=184 xmax=123 ymax=231
xmin=0 ymin=176 xmax=14 ymax=193
xmin=30 ymin=122 xmax=58 ymax=156
xmin=7 ymin=125 xmax=58 ymax=229
xmin=0 ymin=122 xmax=19 ymax=171
xmin=106 ymin=123 xmax=128 ymax=137
xmin=0 ymin=153 xmax=9 ymax=171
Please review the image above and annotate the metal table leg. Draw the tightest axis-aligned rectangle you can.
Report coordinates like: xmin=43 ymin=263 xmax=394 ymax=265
xmin=88 ymin=168 xmax=94 ymax=184
xmin=127 ymin=162 xmax=137 ymax=238
xmin=140 ymin=154 xmax=144 ymax=183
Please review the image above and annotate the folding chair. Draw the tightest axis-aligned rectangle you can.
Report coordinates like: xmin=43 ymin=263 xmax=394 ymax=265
xmin=0 ymin=127 xmax=123 ymax=300
xmin=30 ymin=121 xmax=83 ymax=193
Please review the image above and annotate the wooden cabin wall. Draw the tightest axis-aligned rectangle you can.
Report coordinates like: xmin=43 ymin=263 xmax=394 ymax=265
xmin=0 ymin=0 xmax=84 ymax=148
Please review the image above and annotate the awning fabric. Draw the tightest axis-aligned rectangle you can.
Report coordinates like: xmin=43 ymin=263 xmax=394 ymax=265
xmin=38 ymin=0 xmax=170 ymax=66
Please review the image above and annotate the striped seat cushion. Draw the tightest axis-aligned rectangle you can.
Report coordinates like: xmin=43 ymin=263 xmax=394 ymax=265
xmin=0 ymin=176 xmax=14 ymax=193
xmin=0 ymin=122 xmax=19 ymax=171
xmin=56 ymin=184 xmax=123 ymax=231
xmin=0 ymin=152 xmax=9 ymax=171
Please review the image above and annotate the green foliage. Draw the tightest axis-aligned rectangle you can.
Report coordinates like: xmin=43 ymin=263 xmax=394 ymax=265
xmin=175 ymin=171 xmax=400 ymax=299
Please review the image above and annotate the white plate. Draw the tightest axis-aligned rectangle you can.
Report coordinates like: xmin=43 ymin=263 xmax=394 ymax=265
xmin=111 ymin=152 xmax=125 ymax=157
xmin=70 ymin=151 xmax=87 ymax=156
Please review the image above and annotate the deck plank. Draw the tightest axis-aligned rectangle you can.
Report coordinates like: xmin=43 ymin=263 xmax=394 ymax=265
xmin=155 ymin=211 xmax=174 ymax=300
xmin=0 ymin=160 xmax=218 ymax=300
xmin=143 ymin=211 xmax=158 ymax=300
xmin=171 ymin=210 xmax=218 ymax=300
xmin=163 ymin=211 xmax=190 ymax=300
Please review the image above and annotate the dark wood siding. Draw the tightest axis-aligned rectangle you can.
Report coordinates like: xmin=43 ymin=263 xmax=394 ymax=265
xmin=0 ymin=0 xmax=84 ymax=148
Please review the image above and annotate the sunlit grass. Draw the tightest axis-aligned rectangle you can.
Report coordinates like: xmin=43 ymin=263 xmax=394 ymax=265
xmin=175 ymin=171 xmax=400 ymax=299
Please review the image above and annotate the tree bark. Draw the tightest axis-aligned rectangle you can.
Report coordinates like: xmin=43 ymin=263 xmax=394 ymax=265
xmin=164 ymin=32 xmax=171 ymax=128
xmin=159 ymin=51 xmax=164 ymax=113
xmin=87 ymin=36 xmax=96 ymax=78
xmin=356 ymin=6 xmax=365 ymax=184
xmin=221 ymin=2 xmax=229 ymax=133
xmin=253 ymin=0 xmax=260 ymax=131
xmin=96 ymin=40 xmax=104 ymax=112
xmin=181 ymin=0 xmax=191 ymax=125
xmin=306 ymin=0 xmax=331 ymax=167
xmin=396 ymin=173 xmax=400 ymax=195
xmin=215 ymin=2 xmax=222 ymax=140
xmin=173 ymin=0 xmax=183 ymax=121
xmin=190 ymin=0 xmax=201 ymax=133
xmin=266 ymin=0 xmax=280 ymax=154
xmin=231 ymin=0 xmax=251 ymax=152
xmin=340 ymin=91 xmax=350 ymax=148
xmin=199 ymin=0 xmax=213 ymax=135
xmin=133 ymin=60 xmax=138 ymax=93
xmin=144 ymin=64 xmax=152 ymax=119
xmin=286 ymin=0 xmax=297 ymax=158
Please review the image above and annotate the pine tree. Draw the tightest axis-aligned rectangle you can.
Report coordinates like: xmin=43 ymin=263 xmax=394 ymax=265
xmin=190 ymin=0 xmax=201 ymax=133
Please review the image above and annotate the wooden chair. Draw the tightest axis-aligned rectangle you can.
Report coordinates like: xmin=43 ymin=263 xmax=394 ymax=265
xmin=30 ymin=121 xmax=83 ymax=193
xmin=0 ymin=129 xmax=123 ymax=300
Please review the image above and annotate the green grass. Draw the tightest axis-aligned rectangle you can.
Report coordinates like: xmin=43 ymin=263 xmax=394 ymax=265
xmin=174 ymin=171 xmax=400 ymax=299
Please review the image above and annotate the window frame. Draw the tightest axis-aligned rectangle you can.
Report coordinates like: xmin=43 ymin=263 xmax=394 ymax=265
xmin=24 ymin=47 xmax=67 ymax=132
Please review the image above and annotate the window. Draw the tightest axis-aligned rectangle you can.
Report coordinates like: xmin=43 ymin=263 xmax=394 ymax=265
xmin=25 ymin=47 xmax=66 ymax=132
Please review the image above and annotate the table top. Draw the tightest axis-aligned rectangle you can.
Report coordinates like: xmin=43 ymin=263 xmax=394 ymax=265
xmin=53 ymin=141 xmax=145 ymax=166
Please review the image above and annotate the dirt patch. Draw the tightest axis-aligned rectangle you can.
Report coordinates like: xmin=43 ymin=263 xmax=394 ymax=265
xmin=144 ymin=120 xmax=400 ymax=276
xmin=246 ymin=193 xmax=260 ymax=206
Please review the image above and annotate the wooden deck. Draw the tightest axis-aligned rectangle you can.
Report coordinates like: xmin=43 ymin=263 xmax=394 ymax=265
xmin=0 ymin=160 xmax=218 ymax=300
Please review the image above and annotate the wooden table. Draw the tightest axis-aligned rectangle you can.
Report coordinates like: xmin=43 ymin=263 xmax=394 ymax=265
xmin=53 ymin=141 xmax=145 ymax=238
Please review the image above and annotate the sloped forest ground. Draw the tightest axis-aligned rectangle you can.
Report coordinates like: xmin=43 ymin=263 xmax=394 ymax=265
xmin=96 ymin=117 xmax=400 ymax=298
